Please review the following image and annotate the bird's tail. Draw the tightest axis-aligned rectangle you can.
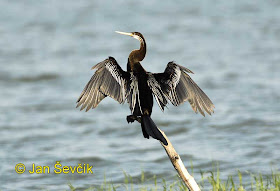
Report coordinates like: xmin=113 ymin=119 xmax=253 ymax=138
xmin=141 ymin=115 xmax=168 ymax=145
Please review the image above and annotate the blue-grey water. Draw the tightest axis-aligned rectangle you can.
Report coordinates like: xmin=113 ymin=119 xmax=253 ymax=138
xmin=1 ymin=0 xmax=279 ymax=190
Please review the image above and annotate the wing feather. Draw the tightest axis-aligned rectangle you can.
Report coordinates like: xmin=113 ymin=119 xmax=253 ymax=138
xmin=76 ymin=57 xmax=129 ymax=111
xmin=147 ymin=73 xmax=168 ymax=111
xmin=153 ymin=62 xmax=214 ymax=116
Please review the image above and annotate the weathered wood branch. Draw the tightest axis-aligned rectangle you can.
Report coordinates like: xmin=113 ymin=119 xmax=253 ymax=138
xmin=159 ymin=129 xmax=201 ymax=191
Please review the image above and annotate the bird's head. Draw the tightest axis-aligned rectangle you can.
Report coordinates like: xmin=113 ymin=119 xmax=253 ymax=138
xmin=115 ymin=31 xmax=146 ymax=63
xmin=115 ymin=31 xmax=145 ymax=43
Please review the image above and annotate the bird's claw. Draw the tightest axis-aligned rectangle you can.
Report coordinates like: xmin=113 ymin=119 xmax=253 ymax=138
xmin=126 ymin=115 xmax=135 ymax=123
xmin=126 ymin=115 xmax=141 ymax=124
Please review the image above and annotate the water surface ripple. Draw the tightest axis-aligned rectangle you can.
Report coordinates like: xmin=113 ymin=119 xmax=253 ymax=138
xmin=0 ymin=0 xmax=279 ymax=190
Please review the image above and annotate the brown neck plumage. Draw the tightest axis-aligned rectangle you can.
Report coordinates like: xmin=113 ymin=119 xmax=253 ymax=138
xmin=129 ymin=37 xmax=146 ymax=63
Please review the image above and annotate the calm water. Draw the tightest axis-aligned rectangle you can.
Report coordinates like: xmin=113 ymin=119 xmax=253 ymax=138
xmin=1 ymin=0 xmax=280 ymax=190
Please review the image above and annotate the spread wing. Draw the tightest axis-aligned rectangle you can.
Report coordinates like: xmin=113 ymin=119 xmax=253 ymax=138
xmin=76 ymin=57 xmax=129 ymax=111
xmin=152 ymin=61 xmax=214 ymax=116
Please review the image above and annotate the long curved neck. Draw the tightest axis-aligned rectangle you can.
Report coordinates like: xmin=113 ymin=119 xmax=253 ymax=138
xmin=129 ymin=38 xmax=146 ymax=64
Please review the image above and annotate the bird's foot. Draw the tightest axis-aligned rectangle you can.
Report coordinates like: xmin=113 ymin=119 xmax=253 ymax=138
xmin=126 ymin=115 xmax=141 ymax=123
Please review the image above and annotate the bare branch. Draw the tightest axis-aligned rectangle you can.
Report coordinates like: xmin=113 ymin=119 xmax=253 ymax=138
xmin=159 ymin=129 xmax=201 ymax=191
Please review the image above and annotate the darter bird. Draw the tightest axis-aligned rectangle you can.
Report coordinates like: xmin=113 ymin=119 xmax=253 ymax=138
xmin=76 ymin=31 xmax=215 ymax=145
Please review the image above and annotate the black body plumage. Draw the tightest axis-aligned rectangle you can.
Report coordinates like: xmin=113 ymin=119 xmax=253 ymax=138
xmin=77 ymin=32 xmax=215 ymax=146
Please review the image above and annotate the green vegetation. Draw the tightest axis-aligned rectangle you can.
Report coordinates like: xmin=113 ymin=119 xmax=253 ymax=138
xmin=68 ymin=169 xmax=280 ymax=191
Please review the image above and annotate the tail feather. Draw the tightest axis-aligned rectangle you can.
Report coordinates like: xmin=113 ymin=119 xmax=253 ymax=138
xmin=141 ymin=122 xmax=149 ymax=139
xmin=141 ymin=115 xmax=168 ymax=145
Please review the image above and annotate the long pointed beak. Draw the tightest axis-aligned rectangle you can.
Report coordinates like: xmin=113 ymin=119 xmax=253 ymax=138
xmin=115 ymin=31 xmax=133 ymax=36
